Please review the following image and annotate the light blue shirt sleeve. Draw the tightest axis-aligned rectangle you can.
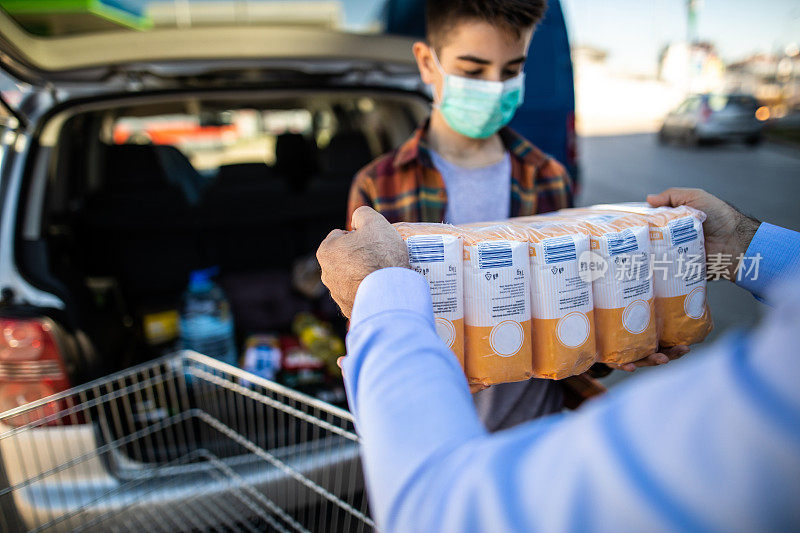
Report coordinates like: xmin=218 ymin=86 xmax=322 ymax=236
xmin=736 ymin=222 xmax=800 ymax=300
xmin=344 ymin=267 xmax=800 ymax=533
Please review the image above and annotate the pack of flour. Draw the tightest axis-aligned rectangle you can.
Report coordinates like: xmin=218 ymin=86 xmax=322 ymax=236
xmin=548 ymin=211 xmax=658 ymax=365
xmin=461 ymin=226 xmax=533 ymax=386
xmin=588 ymin=204 xmax=713 ymax=347
xmin=394 ymin=223 xmax=465 ymax=367
xmin=511 ymin=220 xmax=597 ymax=379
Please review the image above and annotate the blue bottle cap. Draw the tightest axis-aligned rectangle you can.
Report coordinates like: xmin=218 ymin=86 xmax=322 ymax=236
xmin=189 ymin=266 xmax=219 ymax=290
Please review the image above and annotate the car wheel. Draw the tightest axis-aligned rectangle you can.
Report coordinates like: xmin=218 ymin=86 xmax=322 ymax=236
xmin=745 ymin=135 xmax=762 ymax=147
xmin=657 ymin=127 xmax=669 ymax=145
xmin=684 ymin=129 xmax=700 ymax=147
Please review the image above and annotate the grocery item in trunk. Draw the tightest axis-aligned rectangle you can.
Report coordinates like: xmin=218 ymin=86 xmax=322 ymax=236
xmin=180 ymin=267 xmax=237 ymax=367
xmin=279 ymin=336 xmax=325 ymax=387
xmin=292 ymin=312 xmax=346 ymax=376
xmin=242 ymin=334 xmax=282 ymax=383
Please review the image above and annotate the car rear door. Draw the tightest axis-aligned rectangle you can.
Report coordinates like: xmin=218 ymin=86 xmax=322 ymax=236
xmin=680 ymin=96 xmax=702 ymax=131
xmin=709 ymin=95 xmax=759 ymax=132
xmin=0 ymin=5 xmax=421 ymax=90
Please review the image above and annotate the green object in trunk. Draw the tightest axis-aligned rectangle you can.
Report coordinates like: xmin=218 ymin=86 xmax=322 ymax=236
xmin=0 ymin=0 xmax=152 ymax=36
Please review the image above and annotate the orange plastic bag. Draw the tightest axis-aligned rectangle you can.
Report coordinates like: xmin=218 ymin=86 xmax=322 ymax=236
xmin=509 ymin=219 xmax=597 ymax=379
xmin=545 ymin=211 xmax=659 ymax=365
xmin=461 ymin=225 xmax=533 ymax=386
xmin=583 ymin=204 xmax=713 ymax=347
xmin=395 ymin=223 xmax=465 ymax=368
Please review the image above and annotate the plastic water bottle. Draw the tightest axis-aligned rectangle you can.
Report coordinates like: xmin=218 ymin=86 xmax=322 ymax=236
xmin=180 ymin=267 xmax=237 ymax=366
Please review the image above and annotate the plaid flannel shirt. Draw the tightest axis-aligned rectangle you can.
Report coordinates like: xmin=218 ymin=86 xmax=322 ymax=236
xmin=346 ymin=121 xmax=574 ymax=229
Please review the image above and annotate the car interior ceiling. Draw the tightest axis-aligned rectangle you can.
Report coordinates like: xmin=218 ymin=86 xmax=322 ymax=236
xmin=41 ymin=94 xmax=426 ymax=374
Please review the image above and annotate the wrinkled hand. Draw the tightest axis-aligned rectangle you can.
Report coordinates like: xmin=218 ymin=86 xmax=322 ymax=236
xmin=647 ymin=188 xmax=760 ymax=280
xmin=316 ymin=206 xmax=410 ymax=318
xmin=605 ymin=345 xmax=690 ymax=373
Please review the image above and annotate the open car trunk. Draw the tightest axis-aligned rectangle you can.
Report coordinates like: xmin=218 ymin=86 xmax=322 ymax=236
xmin=0 ymin=11 xmax=428 ymax=526
xmin=34 ymin=90 xmax=428 ymax=398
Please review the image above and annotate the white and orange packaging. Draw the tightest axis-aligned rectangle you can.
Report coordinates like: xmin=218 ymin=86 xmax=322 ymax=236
xmin=512 ymin=220 xmax=598 ymax=379
xmin=589 ymin=204 xmax=713 ymax=347
xmin=553 ymin=211 xmax=659 ymax=365
xmin=395 ymin=223 xmax=465 ymax=368
xmin=461 ymin=225 xmax=533 ymax=386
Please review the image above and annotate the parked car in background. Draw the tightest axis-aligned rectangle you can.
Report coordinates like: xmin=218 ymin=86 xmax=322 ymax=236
xmin=659 ymin=93 xmax=767 ymax=146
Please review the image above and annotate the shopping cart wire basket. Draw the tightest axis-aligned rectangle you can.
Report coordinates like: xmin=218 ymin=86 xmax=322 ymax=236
xmin=0 ymin=351 xmax=373 ymax=533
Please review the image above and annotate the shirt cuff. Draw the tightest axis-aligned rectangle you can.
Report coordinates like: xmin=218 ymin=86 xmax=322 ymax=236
xmin=736 ymin=223 xmax=800 ymax=298
xmin=350 ymin=267 xmax=435 ymax=330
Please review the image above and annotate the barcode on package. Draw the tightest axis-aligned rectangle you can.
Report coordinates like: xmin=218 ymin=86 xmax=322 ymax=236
xmin=585 ymin=214 xmax=619 ymax=223
xmin=544 ymin=236 xmax=577 ymax=264
xmin=478 ymin=242 xmax=512 ymax=269
xmin=606 ymin=229 xmax=638 ymax=256
xmin=407 ymin=235 xmax=445 ymax=263
xmin=669 ymin=217 xmax=698 ymax=245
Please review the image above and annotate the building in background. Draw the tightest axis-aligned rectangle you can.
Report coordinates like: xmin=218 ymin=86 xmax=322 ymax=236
xmin=658 ymin=41 xmax=725 ymax=93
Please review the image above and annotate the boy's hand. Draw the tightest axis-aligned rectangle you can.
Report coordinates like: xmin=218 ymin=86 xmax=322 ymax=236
xmin=469 ymin=383 xmax=487 ymax=394
xmin=317 ymin=206 xmax=410 ymax=318
xmin=606 ymin=345 xmax=690 ymax=373
xmin=647 ymin=188 xmax=760 ymax=280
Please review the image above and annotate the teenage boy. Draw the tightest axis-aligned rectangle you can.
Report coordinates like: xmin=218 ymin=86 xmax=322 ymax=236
xmin=346 ymin=0 xmax=576 ymax=431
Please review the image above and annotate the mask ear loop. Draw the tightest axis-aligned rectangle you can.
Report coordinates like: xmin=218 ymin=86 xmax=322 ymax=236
xmin=429 ymin=47 xmax=447 ymax=109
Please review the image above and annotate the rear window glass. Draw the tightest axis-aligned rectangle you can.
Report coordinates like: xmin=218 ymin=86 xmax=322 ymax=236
xmin=113 ymin=102 xmax=362 ymax=176
xmin=708 ymin=95 xmax=758 ymax=112
xmin=113 ymin=108 xmax=314 ymax=175
xmin=106 ymin=95 xmax=424 ymax=186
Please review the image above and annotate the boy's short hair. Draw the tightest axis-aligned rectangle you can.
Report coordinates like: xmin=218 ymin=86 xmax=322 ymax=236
xmin=426 ymin=0 xmax=547 ymax=49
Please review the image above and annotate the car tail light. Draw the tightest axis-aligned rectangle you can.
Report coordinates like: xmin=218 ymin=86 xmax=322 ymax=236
xmin=566 ymin=111 xmax=580 ymax=195
xmin=700 ymin=104 xmax=712 ymax=123
xmin=0 ymin=318 xmax=72 ymax=427
xmin=566 ymin=111 xmax=578 ymax=169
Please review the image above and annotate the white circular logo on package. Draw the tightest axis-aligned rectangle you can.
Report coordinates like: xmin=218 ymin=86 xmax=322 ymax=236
xmin=622 ymin=300 xmax=651 ymax=334
xmin=684 ymin=287 xmax=706 ymax=319
xmin=556 ymin=312 xmax=591 ymax=348
xmin=578 ymin=250 xmax=609 ymax=283
xmin=434 ymin=317 xmax=456 ymax=348
xmin=490 ymin=320 xmax=524 ymax=357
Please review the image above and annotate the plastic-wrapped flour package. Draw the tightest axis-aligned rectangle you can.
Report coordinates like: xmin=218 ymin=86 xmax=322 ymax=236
xmin=551 ymin=210 xmax=659 ymax=365
xmin=588 ymin=204 xmax=713 ymax=347
xmin=395 ymin=223 xmax=465 ymax=368
xmin=461 ymin=225 xmax=533 ymax=387
xmin=511 ymin=219 xmax=597 ymax=379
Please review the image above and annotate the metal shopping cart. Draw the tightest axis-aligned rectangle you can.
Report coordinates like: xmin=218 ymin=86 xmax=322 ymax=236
xmin=0 ymin=352 xmax=373 ymax=533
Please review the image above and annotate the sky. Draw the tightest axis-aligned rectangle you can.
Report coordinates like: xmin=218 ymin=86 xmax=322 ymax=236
xmin=561 ymin=0 xmax=800 ymax=73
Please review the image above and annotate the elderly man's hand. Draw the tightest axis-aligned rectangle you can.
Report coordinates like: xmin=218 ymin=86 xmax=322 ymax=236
xmin=647 ymin=188 xmax=760 ymax=280
xmin=317 ymin=206 xmax=410 ymax=318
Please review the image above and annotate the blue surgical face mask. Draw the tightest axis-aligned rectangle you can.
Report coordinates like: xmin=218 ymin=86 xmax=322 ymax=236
xmin=431 ymin=49 xmax=525 ymax=139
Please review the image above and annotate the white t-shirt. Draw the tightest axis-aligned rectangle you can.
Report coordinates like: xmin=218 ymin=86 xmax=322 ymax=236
xmin=429 ymin=150 xmax=511 ymax=225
